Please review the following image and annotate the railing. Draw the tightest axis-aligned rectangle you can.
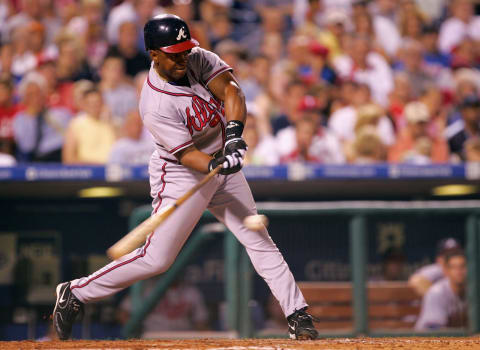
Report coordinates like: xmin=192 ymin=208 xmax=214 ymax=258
xmin=126 ymin=201 xmax=480 ymax=338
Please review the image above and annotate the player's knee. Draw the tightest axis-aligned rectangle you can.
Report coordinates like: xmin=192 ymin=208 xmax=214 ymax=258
xmin=150 ymin=258 xmax=174 ymax=274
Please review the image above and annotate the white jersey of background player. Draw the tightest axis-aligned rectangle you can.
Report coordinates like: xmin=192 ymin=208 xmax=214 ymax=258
xmin=53 ymin=14 xmax=318 ymax=341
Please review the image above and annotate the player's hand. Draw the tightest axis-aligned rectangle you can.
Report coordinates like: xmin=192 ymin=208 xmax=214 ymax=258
xmin=208 ymin=152 xmax=244 ymax=175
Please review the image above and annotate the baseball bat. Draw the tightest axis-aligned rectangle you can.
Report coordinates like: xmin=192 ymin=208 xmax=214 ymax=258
xmin=107 ymin=165 xmax=222 ymax=260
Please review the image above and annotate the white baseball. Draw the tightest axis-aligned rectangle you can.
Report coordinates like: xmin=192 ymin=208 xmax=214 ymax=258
xmin=243 ymin=214 xmax=269 ymax=231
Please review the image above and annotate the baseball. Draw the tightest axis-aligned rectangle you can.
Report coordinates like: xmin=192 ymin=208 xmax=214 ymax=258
xmin=243 ymin=214 xmax=269 ymax=231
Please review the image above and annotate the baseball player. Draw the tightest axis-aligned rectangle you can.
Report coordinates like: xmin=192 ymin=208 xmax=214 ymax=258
xmin=53 ymin=14 xmax=318 ymax=340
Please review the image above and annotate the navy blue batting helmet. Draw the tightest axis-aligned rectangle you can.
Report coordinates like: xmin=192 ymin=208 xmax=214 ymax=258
xmin=144 ymin=14 xmax=199 ymax=53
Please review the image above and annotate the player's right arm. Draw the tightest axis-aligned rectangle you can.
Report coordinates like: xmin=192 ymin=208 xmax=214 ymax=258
xmin=408 ymin=274 xmax=433 ymax=297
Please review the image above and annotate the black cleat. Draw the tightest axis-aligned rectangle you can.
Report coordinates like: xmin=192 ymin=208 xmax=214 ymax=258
xmin=53 ymin=282 xmax=84 ymax=340
xmin=287 ymin=307 xmax=319 ymax=340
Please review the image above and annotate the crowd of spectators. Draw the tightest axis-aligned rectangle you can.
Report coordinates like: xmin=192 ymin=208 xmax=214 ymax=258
xmin=0 ymin=0 xmax=479 ymax=167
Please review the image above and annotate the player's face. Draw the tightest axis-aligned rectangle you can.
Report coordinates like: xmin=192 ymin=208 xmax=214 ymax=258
xmin=446 ymin=256 xmax=467 ymax=287
xmin=152 ymin=49 xmax=191 ymax=81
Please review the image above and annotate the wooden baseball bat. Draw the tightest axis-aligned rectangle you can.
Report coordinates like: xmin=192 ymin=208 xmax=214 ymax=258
xmin=107 ymin=165 xmax=222 ymax=260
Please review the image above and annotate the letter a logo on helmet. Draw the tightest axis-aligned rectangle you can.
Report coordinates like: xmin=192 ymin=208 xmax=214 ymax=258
xmin=144 ymin=14 xmax=199 ymax=53
xmin=176 ymin=27 xmax=187 ymax=41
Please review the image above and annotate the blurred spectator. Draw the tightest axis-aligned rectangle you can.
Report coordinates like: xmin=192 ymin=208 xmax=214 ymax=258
xmin=13 ymin=72 xmax=70 ymax=162
xmin=316 ymin=8 xmax=349 ymax=61
xmin=438 ymin=0 xmax=480 ymax=54
xmin=415 ymin=249 xmax=468 ymax=330
xmin=72 ymin=79 xmax=95 ymax=113
xmin=370 ymin=248 xmax=407 ymax=281
xmin=99 ymin=55 xmax=137 ymax=133
xmin=117 ymin=277 xmax=209 ymax=334
xmin=329 ymin=86 xmax=395 ymax=146
xmin=409 ymin=238 xmax=462 ymax=297
xmin=465 ymin=137 xmax=480 ymax=162
xmin=243 ymin=110 xmax=278 ymax=166
xmin=450 ymin=37 xmax=479 ymax=70
xmin=278 ymin=111 xmax=344 ymax=164
xmin=106 ymin=0 xmax=137 ymax=45
xmin=0 ymin=43 xmax=14 ymax=77
xmin=0 ymin=75 xmax=19 ymax=154
xmin=398 ymin=4 xmax=425 ymax=41
xmin=445 ymin=95 xmax=480 ymax=161
xmin=37 ymin=61 xmax=75 ymax=112
xmin=394 ymin=39 xmax=435 ymax=99
xmin=388 ymin=101 xmax=449 ymax=164
xmin=333 ymin=34 xmax=393 ymax=106
xmin=106 ymin=20 xmax=150 ymax=77
xmin=66 ymin=0 xmax=108 ymax=69
xmin=421 ymin=26 xmax=451 ymax=75
xmin=349 ymin=125 xmax=387 ymax=164
xmin=453 ymin=68 xmax=480 ymax=103
xmin=55 ymin=32 xmax=94 ymax=82
xmin=271 ymin=79 xmax=307 ymax=134
xmin=388 ymin=72 xmax=413 ymax=131
xmin=108 ymin=111 xmax=154 ymax=165
xmin=10 ymin=25 xmax=37 ymax=78
xmin=62 ymin=87 xmax=115 ymax=164
xmin=298 ymin=41 xmax=336 ymax=85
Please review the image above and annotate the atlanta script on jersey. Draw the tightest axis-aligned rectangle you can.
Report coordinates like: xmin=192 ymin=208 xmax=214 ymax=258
xmin=139 ymin=47 xmax=232 ymax=161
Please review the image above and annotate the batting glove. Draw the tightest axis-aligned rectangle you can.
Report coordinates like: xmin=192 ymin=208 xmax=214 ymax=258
xmin=208 ymin=152 xmax=244 ymax=175
xmin=224 ymin=120 xmax=248 ymax=161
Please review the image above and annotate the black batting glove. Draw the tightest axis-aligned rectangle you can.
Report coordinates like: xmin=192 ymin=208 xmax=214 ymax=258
xmin=224 ymin=120 xmax=248 ymax=159
xmin=208 ymin=153 xmax=243 ymax=175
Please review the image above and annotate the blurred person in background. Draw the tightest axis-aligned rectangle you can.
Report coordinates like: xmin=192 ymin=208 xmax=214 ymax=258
xmin=333 ymin=34 xmax=393 ymax=106
xmin=445 ymin=95 xmax=480 ymax=161
xmin=398 ymin=4 xmax=425 ymax=42
xmin=0 ymin=42 xmax=14 ymax=77
xmin=278 ymin=103 xmax=344 ymax=164
xmin=0 ymin=75 xmax=19 ymax=156
xmin=62 ymin=87 xmax=115 ymax=164
xmin=349 ymin=125 xmax=387 ymax=164
xmin=388 ymin=101 xmax=449 ymax=164
xmin=449 ymin=37 xmax=479 ymax=70
xmin=452 ymin=68 xmax=480 ymax=103
xmin=438 ymin=0 xmax=480 ymax=55
xmin=415 ymin=249 xmax=468 ymax=330
xmin=10 ymin=25 xmax=37 ymax=78
xmin=108 ymin=110 xmax=154 ymax=165
xmin=117 ymin=277 xmax=209 ymax=334
xmin=315 ymin=8 xmax=349 ymax=61
xmin=37 ymin=60 xmax=75 ymax=112
xmin=13 ymin=71 xmax=71 ymax=162
xmin=66 ymin=0 xmax=108 ymax=70
xmin=421 ymin=25 xmax=452 ymax=77
xmin=409 ymin=238 xmax=462 ymax=297
xmin=387 ymin=72 xmax=413 ymax=131
xmin=370 ymin=248 xmax=407 ymax=281
xmin=465 ymin=136 xmax=480 ymax=162
xmin=242 ymin=108 xmax=278 ymax=166
xmin=298 ymin=40 xmax=336 ymax=86
xmin=55 ymin=32 xmax=94 ymax=82
xmin=106 ymin=20 xmax=150 ymax=78
xmin=328 ymin=83 xmax=395 ymax=147
xmin=393 ymin=39 xmax=436 ymax=99
xmin=1 ymin=0 xmax=44 ymax=44
xmin=99 ymin=55 xmax=137 ymax=134
xmin=72 ymin=79 xmax=95 ymax=114
xmin=271 ymin=79 xmax=307 ymax=134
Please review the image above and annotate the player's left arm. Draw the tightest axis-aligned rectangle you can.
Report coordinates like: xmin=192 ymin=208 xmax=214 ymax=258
xmin=208 ymin=71 xmax=246 ymax=126
xmin=208 ymin=71 xmax=248 ymax=164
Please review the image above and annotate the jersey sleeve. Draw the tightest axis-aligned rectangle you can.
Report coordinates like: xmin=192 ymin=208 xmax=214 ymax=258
xmin=143 ymin=111 xmax=193 ymax=155
xmin=415 ymin=286 xmax=448 ymax=330
xmin=196 ymin=48 xmax=232 ymax=86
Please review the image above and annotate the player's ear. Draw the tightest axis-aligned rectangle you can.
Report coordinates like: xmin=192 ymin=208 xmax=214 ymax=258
xmin=149 ymin=50 xmax=160 ymax=62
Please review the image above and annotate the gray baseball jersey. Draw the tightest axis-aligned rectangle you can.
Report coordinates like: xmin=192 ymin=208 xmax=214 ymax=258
xmin=415 ymin=263 xmax=444 ymax=283
xmin=415 ymin=278 xmax=467 ymax=330
xmin=69 ymin=47 xmax=307 ymax=318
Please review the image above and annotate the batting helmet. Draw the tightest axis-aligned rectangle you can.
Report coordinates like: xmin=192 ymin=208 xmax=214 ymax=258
xmin=144 ymin=14 xmax=199 ymax=53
